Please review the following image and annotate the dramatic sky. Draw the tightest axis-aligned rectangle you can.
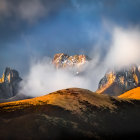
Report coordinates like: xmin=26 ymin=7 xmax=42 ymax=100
xmin=0 ymin=0 xmax=140 ymax=75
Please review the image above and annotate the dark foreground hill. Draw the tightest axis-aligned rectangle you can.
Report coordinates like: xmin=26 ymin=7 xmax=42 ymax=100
xmin=0 ymin=88 xmax=140 ymax=140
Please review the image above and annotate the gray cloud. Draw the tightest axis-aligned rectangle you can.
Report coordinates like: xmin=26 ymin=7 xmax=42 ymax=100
xmin=0 ymin=0 xmax=9 ymax=15
xmin=0 ymin=0 xmax=71 ymax=22
xmin=17 ymin=0 xmax=46 ymax=22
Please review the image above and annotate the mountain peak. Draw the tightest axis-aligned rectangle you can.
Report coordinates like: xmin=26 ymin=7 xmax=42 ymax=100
xmin=0 ymin=67 xmax=21 ymax=84
xmin=97 ymin=65 xmax=140 ymax=96
xmin=52 ymin=53 xmax=90 ymax=69
xmin=0 ymin=67 xmax=22 ymax=99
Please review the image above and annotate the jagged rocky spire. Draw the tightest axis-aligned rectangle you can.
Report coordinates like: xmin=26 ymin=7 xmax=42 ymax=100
xmin=97 ymin=65 xmax=140 ymax=96
xmin=0 ymin=67 xmax=22 ymax=99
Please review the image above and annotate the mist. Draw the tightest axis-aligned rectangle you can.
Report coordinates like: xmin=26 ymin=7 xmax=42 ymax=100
xmin=105 ymin=26 xmax=140 ymax=69
xmin=19 ymin=57 xmax=101 ymax=97
xmin=19 ymin=26 xmax=140 ymax=97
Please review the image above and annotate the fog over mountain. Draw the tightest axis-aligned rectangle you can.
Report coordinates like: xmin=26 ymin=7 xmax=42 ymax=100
xmin=19 ymin=26 xmax=140 ymax=96
xmin=1 ymin=0 xmax=140 ymax=75
xmin=0 ymin=0 xmax=140 ymax=96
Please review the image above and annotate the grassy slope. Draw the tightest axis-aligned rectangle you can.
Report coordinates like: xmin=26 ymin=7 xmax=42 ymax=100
xmin=118 ymin=87 xmax=140 ymax=100
xmin=0 ymin=88 xmax=115 ymax=113
xmin=0 ymin=88 xmax=140 ymax=140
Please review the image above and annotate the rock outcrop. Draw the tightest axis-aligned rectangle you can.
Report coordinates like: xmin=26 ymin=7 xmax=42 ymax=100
xmin=0 ymin=67 xmax=22 ymax=99
xmin=96 ymin=65 xmax=140 ymax=96
xmin=52 ymin=53 xmax=90 ymax=73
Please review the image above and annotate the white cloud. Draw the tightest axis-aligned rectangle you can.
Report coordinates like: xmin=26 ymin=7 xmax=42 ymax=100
xmin=19 ymin=58 xmax=92 ymax=96
xmin=105 ymin=27 xmax=140 ymax=68
xmin=19 ymin=25 xmax=140 ymax=97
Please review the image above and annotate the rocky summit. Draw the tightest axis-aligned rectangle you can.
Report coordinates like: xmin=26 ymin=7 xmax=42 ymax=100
xmin=52 ymin=53 xmax=90 ymax=70
xmin=0 ymin=67 xmax=22 ymax=99
xmin=97 ymin=65 xmax=140 ymax=96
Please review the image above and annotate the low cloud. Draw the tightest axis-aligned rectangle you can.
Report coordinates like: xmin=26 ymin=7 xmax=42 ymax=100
xmin=19 ymin=25 xmax=140 ymax=97
xmin=19 ymin=54 xmax=106 ymax=97
xmin=105 ymin=27 xmax=140 ymax=69
xmin=19 ymin=58 xmax=95 ymax=96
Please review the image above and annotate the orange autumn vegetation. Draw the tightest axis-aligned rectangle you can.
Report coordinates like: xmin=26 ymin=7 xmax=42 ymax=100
xmin=118 ymin=87 xmax=140 ymax=100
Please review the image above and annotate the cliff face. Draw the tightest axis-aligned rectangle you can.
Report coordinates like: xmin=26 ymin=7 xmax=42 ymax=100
xmin=0 ymin=67 xmax=22 ymax=99
xmin=52 ymin=53 xmax=90 ymax=73
xmin=97 ymin=65 xmax=140 ymax=96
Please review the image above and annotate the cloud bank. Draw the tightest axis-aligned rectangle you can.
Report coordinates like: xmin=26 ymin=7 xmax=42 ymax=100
xmin=0 ymin=0 xmax=140 ymax=75
xmin=105 ymin=27 xmax=140 ymax=69
xmin=19 ymin=26 xmax=140 ymax=97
